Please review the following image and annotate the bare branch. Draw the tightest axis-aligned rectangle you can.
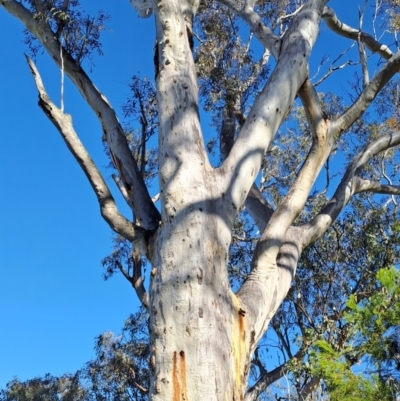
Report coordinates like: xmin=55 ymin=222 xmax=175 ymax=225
xmin=115 ymin=248 xmax=149 ymax=309
xmin=220 ymin=108 xmax=236 ymax=160
xmin=298 ymin=377 xmax=321 ymax=401
xmin=358 ymin=2 xmax=369 ymax=87
xmin=332 ymin=50 xmax=400 ymax=135
xmin=322 ymin=6 xmax=393 ymax=60
xmin=219 ymin=107 xmax=274 ymax=232
xmin=245 ymin=185 xmax=274 ymax=233
xmin=216 ymin=0 xmax=281 ymax=59
xmin=221 ymin=1 xmax=326 ymax=220
xmin=26 ymin=56 xmax=149 ymax=244
xmin=297 ymin=79 xmax=325 ymax=138
xmin=112 ymin=174 xmax=133 ymax=208
xmin=245 ymin=341 xmax=308 ymax=401
xmin=358 ymin=36 xmax=369 ymax=87
xmin=1 ymin=0 xmax=161 ymax=231
xmin=381 ymin=150 xmax=398 ymax=205
xmin=131 ymin=247 xmax=149 ymax=308
xmin=253 ymin=80 xmax=332 ymax=265
xmin=355 ymin=178 xmax=400 ymax=195
xmin=302 ymin=131 xmax=400 ymax=247
xmin=312 ymin=43 xmax=358 ymax=87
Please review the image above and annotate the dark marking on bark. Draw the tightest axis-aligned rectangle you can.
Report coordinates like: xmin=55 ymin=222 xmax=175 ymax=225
xmin=198 ymin=307 xmax=203 ymax=318
xmin=197 ymin=268 xmax=203 ymax=285
xmin=238 ymin=308 xmax=246 ymax=317
xmin=250 ymin=330 xmax=256 ymax=347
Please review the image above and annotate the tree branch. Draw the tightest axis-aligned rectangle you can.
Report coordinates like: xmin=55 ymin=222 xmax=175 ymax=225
xmin=301 ymin=131 xmax=400 ymax=247
xmin=1 ymin=0 xmax=161 ymax=231
xmin=216 ymin=0 xmax=281 ymax=59
xmin=253 ymin=79 xmax=332 ymax=269
xmin=332 ymin=50 xmax=400 ymax=136
xmin=322 ymin=6 xmax=393 ymax=60
xmin=26 ymin=56 xmax=149 ymax=244
xmin=115 ymin=248 xmax=149 ymax=308
xmin=220 ymin=0 xmax=326 ymax=222
xmin=219 ymin=107 xmax=274 ymax=232
xmin=112 ymin=174 xmax=133 ymax=209
xmin=245 ymin=341 xmax=308 ymax=401
xmin=298 ymin=376 xmax=321 ymax=401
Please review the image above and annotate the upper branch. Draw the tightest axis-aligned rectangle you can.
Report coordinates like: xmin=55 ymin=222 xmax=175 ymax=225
xmin=301 ymin=131 xmax=400 ymax=247
xmin=219 ymin=107 xmax=274 ymax=231
xmin=154 ymin=0 xmax=209 ymax=198
xmin=245 ymin=338 xmax=309 ymax=401
xmin=220 ymin=0 xmax=326 ymax=221
xmin=332 ymin=50 xmax=400 ymax=136
xmin=26 ymin=56 xmax=149 ymax=243
xmin=253 ymin=79 xmax=332 ymax=267
xmin=216 ymin=0 xmax=281 ymax=59
xmin=1 ymin=0 xmax=160 ymax=231
xmin=116 ymin=248 xmax=149 ymax=308
xmin=322 ymin=6 xmax=393 ymax=59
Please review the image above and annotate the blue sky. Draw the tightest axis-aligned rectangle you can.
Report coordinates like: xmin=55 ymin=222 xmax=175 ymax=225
xmin=0 ymin=0 xmax=156 ymax=386
xmin=0 ymin=0 xmax=376 ymax=389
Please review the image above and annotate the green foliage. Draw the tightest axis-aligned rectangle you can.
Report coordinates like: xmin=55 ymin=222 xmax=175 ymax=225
xmin=22 ymin=0 xmax=110 ymax=67
xmin=309 ymin=268 xmax=400 ymax=401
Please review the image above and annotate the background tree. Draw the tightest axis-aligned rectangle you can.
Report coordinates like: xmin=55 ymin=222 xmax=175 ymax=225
xmin=1 ymin=0 xmax=400 ymax=400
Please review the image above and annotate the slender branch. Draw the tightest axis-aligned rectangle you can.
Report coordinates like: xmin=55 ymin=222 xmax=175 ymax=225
xmin=381 ymin=150 xmax=398 ymax=206
xmin=297 ymin=79 xmax=325 ymax=138
xmin=216 ymin=0 xmax=281 ymax=59
xmin=245 ymin=342 xmax=308 ymax=401
xmin=131 ymin=247 xmax=149 ymax=308
xmin=301 ymin=131 xmax=400 ymax=247
xmin=115 ymin=248 xmax=149 ymax=308
xmin=322 ymin=6 xmax=393 ymax=59
xmin=332 ymin=50 xmax=400 ymax=136
xmin=298 ymin=377 xmax=321 ymax=401
xmin=26 ymin=56 xmax=149 ymax=244
xmin=1 ymin=0 xmax=161 ymax=231
xmin=357 ymin=2 xmax=369 ymax=87
xmin=355 ymin=178 xmax=400 ymax=195
xmin=112 ymin=174 xmax=133 ymax=208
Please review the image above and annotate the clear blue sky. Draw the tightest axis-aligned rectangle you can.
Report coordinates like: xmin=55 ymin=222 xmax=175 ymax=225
xmin=0 ymin=0 xmax=372 ymax=389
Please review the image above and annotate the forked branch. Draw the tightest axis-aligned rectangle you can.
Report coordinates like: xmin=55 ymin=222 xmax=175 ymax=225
xmin=1 ymin=0 xmax=160 ymax=231
xmin=322 ymin=6 xmax=393 ymax=59
xmin=254 ymin=78 xmax=332 ymax=266
xmin=216 ymin=0 xmax=281 ymax=59
xmin=26 ymin=56 xmax=149 ymax=244
xmin=302 ymin=131 xmax=400 ymax=247
xmin=332 ymin=50 xmax=400 ymax=136
xmin=115 ymin=248 xmax=149 ymax=308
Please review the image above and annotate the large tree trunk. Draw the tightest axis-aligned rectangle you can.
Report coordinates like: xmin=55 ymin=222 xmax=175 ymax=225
xmin=149 ymin=211 xmax=251 ymax=400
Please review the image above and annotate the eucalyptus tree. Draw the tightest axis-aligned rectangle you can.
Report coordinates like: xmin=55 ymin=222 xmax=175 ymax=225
xmin=1 ymin=0 xmax=400 ymax=400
